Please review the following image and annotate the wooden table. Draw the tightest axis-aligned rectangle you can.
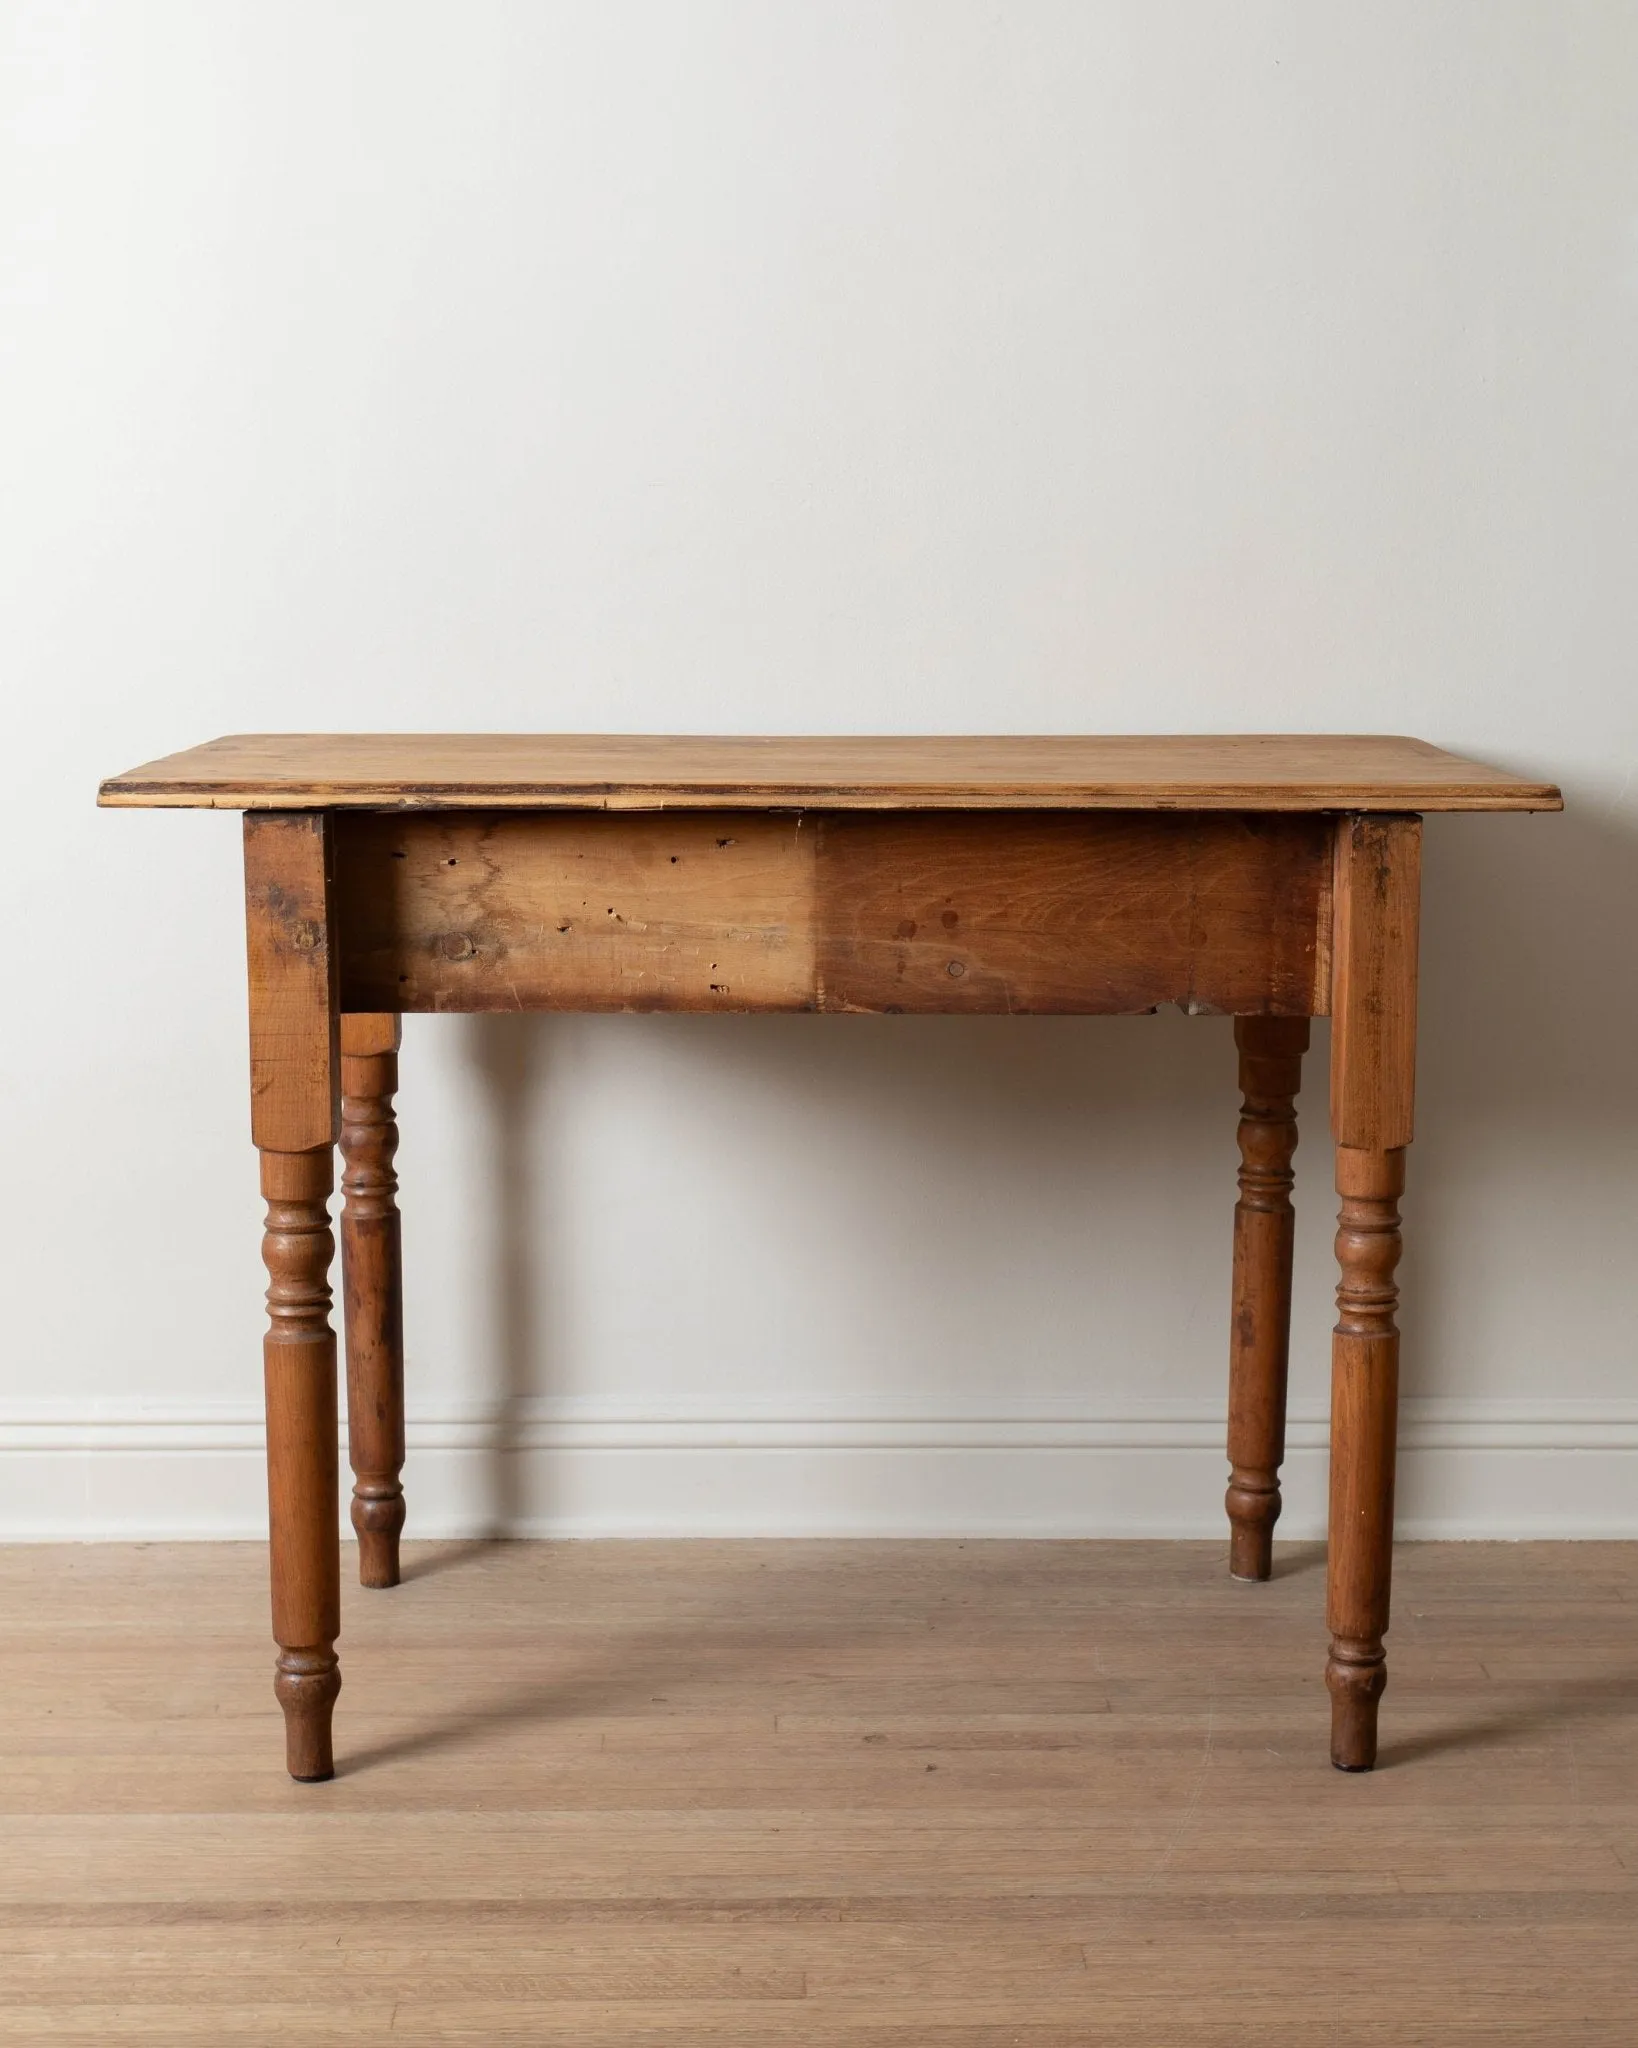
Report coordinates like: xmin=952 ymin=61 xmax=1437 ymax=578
xmin=100 ymin=734 xmax=1561 ymax=1781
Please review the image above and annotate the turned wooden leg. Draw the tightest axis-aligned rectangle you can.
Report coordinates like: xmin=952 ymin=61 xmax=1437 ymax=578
xmin=262 ymin=1145 xmax=343 ymax=1781
xmin=1325 ymin=813 xmax=1420 ymax=1772
xmin=246 ymin=810 xmax=343 ymax=1781
xmin=1326 ymin=1145 xmax=1404 ymax=1770
xmin=1225 ymin=1015 xmax=1309 ymax=1581
xmin=340 ymin=1014 xmax=406 ymax=1589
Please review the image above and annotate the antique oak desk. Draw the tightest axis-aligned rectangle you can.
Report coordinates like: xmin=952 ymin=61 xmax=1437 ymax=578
xmin=100 ymin=734 xmax=1561 ymax=1781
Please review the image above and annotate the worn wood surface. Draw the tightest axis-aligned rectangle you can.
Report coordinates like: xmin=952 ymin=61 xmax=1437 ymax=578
xmin=339 ymin=1015 xmax=406 ymax=1592
xmin=99 ymin=732 xmax=1564 ymax=812
xmin=337 ymin=810 xmax=817 ymax=1014
xmin=334 ymin=810 xmax=1332 ymax=1017
xmin=3 ymin=1539 xmax=1637 ymax=2043
xmin=815 ymin=813 xmax=1329 ymax=1016
xmin=1224 ymin=1017 xmax=1308 ymax=1582
xmin=1329 ymin=815 xmax=1421 ymax=1151
xmin=243 ymin=812 xmax=339 ymax=1153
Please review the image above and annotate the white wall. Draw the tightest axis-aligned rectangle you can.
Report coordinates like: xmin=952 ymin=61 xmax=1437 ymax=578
xmin=3 ymin=0 xmax=1635 ymax=1538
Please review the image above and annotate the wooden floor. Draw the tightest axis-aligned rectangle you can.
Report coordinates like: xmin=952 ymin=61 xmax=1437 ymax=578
xmin=3 ymin=1539 xmax=1636 ymax=2043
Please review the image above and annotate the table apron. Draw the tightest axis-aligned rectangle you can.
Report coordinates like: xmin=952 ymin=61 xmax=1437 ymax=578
xmin=332 ymin=808 xmax=1334 ymax=1018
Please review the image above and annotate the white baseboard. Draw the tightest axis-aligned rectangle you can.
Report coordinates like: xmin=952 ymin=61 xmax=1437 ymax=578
xmin=3 ymin=1397 xmax=1637 ymax=1540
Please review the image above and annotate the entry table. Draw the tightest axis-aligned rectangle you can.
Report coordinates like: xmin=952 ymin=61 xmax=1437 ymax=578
xmin=100 ymin=734 xmax=1561 ymax=1779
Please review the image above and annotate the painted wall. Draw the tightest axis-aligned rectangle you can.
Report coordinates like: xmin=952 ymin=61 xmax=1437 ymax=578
xmin=3 ymin=1 xmax=1634 ymax=1535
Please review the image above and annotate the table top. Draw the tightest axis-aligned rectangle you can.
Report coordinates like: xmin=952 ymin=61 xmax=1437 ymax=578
xmin=98 ymin=733 xmax=1561 ymax=813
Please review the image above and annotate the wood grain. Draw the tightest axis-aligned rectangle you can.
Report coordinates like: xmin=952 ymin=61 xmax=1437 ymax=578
xmin=246 ymin=812 xmax=345 ymax=1777
xmin=1328 ymin=814 xmax=1421 ymax=1151
xmin=335 ymin=810 xmax=1332 ymax=1017
xmin=3 ymin=1539 xmax=1636 ymax=2043
xmin=259 ymin=1147 xmax=342 ymax=1782
xmin=335 ymin=810 xmax=817 ymax=1013
xmin=243 ymin=812 xmax=340 ymax=1153
xmin=1326 ymin=1145 xmax=1407 ymax=1773
xmin=339 ymin=1014 xmax=406 ymax=1592
xmin=817 ymin=812 xmax=1328 ymax=1016
xmin=98 ymin=732 xmax=1564 ymax=812
xmin=1224 ymin=1016 xmax=1308 ymax=1581
xmin=1323 ymin=815 xmax=1421 ymax=1770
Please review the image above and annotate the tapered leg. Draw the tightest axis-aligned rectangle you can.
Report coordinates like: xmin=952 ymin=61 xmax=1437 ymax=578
xmin=1325 ymin=814 xmax=1420 ymax=1771
xmin=340 ymin=1014 xmax=406 ymax=1589
xmin=1326 ymin=1145 xmax=1404 ymax=1769
xmin=245 ymin=810 xmax=343 ymax=1781
xmin=1225 ymin=1015 xmax=1309 ymax=1581
xmin=262 ymin=1146 xmax=343 ymax=1780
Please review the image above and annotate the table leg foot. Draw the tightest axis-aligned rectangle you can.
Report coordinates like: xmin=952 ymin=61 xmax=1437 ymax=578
xmin=275 ymin=1647 xmax=342 ymax=1781
xmin=352 ymin=1492 xmax=406 ymax=1591
xmin=1326 ymin=1638 xmax=1387 ymax=1770
xmin=1227 ymin=1499 xmax=1278 ymax=1583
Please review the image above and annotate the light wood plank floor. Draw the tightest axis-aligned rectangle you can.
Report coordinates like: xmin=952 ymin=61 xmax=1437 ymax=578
xmin=2 ymin=1539 xmax=1636 ymax=2043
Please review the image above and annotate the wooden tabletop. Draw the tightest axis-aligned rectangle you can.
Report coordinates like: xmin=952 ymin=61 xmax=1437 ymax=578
xmin=98 ymin=733 xmax=1561 ymax=813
